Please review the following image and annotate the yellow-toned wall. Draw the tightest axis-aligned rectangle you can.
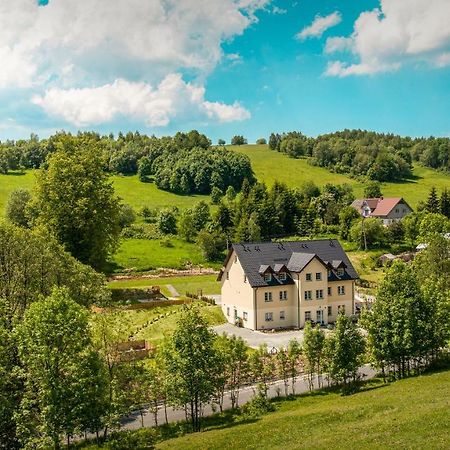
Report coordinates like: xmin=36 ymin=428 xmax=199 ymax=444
xmin=220 ymin=250 xmax=256 ymax=329
xmin=326 ymin=280 xmax=354 ymax=322
xmin=255 ymin=285 xmax=297 ymax=329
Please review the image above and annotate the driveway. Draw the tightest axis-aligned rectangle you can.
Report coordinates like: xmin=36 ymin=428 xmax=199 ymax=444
xmin=213 ymin=323 xmax=307 ymax=350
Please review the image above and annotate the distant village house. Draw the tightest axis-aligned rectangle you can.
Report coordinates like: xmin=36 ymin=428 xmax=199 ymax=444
xmin=351 ymin=197 xmax=413 ymax=225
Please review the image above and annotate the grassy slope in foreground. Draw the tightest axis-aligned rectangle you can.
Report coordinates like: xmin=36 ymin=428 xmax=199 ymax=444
xmin=157 ymin=369 xmax=450 ymax=450
xmin=230 ymin=144 xmax=450 ymax=209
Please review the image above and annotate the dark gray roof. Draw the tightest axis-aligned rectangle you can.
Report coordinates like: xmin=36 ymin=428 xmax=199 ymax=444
xmin=287 ymin=252 xmax=318 ymax=272
xmin=223 ymin=239 xmax=358 ymax=287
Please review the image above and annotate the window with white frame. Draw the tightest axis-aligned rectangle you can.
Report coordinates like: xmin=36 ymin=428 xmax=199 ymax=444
xmin=304 ymin=290 xmax=312 ymax=300
xmin=264 ymin=292 xmax=273 ymax=302
xmin=277 ymin=272 xmax=287 ymax=281
xmin=315 ymin=272 xmax=322 ymax=281
xmin=327 ymin=286 xmax=332 ymax=296
xmin=328 ymin=306 xmax=332 ymax=316
xmin=337 ymin=268 xmax=344 ymax=276
xmin=264 ymin=273 xmax=272 ymax=282
xmin=279 ymin=290 xmax=288 ymax=300
xmin=243 ymin=311 xmax=248 ymax=321
xmin=280 ymin=310 xmax=285 ymax=320
xmin=338 ymin=285 xmax=345 ymax=295
xmin=306 ymin=273 xmax=312 ymax=281
xmin=265 ymin=312 xmax=273 ymax=322
xmin=305 ymin=311 xmax=311 ymax=321
xmin=316 ymin=289 xmax=324 ymax=299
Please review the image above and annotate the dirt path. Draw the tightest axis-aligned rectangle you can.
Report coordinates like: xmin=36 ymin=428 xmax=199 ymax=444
xmin=166 ymin=284 xmax=180 ymax=297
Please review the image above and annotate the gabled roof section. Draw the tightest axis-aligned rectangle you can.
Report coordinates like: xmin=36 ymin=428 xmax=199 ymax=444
xmin=220 ymin=239 xmax=358 ymax=287
xmin=351 ymin=197 xmax=413 ymax=218
xmin=273 ymin=263 xmax=288 ymax=272
xmin=287 ymin=253 xmax=326 ymax=273
xmin=372 ymin=197 xmax=406 ymax=216
xmin=258 ymin=265 xmax=273 ymax=274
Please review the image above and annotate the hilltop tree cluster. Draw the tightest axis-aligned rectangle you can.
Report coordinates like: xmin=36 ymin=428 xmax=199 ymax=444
xmin=269 ymin=129 xmax=450 ymax=180
xmin=0 ymin=130 xmax=254 ymax=196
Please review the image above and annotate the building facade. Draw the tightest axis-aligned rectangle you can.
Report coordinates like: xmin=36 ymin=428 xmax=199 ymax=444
xmin=351 ymin=197 xmax=413 ymax=225
xmin=218 ymin=240 xmax=358 ymax=330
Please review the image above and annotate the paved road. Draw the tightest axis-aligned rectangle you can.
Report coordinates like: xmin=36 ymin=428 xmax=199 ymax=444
xmin=119 ymin=364 xmax=377 ymax=431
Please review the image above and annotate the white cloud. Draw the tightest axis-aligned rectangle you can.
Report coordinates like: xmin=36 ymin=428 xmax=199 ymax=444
xmin=272 ymin=6 xmax=287 ymax=15
xmin=32 ymin=74 xmax=250 ymax=127
xmin=324 ymin=37 xmax=352 ymax=54
xmin=296 ymin=12 xmax=341 ymax=40
xmin=325 ymin=0 xmax=450 ymax=76
xmin=0 ymin=0 xmax=268 ymax=126
xmin=435 ymin=52 xmax=450 ymax=68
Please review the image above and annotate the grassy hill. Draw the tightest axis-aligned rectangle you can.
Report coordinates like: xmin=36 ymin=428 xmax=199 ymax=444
xmin=0 ymin=170 xmax=209 ymax=217
xmin=1 ymin=146 xmax=449 ymax=216
xmin=2 ymin=146 xmax=449 ymax=272
xmin=156 ymin=368 xmax=450 ymax=450
xmin=230 ymin=144 xmax=450 ymax=209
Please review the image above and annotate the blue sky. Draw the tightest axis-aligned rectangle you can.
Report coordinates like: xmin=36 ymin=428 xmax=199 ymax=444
xmin=1 ymin=0 xmax=449 ymax=142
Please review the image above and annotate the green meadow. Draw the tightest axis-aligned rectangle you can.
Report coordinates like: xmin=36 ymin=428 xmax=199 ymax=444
xmin=108 ymin=274 xmax=220 ymax=297
xmin=156 ymin=368 xmax=450 ymax=450
xmin=230 ymin=144 xmax=450 ymax=209
xmin=1 ymin=145 xmax=449 ymax=272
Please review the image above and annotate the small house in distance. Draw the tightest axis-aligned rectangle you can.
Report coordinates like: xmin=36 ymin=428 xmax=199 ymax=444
xmin=217 ymin=239 xmax=358 ymax=330
xmin=351 ymin=197 xmax=413 ymax=225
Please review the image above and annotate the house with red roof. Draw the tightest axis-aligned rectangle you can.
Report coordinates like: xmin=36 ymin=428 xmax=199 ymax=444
xmin=351 ymin=197 xmax=413 ymax=225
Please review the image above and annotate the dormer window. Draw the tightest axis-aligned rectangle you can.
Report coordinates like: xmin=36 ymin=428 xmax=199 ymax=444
xmin=264 ymin=273 xmax=272 ymax=282
xmin=276 ymin=272 xmax=287 ymax=281
xmin=337 ymin=268 xmax=344 ymax=277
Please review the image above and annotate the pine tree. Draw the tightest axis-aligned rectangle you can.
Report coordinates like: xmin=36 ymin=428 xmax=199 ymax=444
xmin=440 ymin=188 xmax=450 ymax=218
xmin=425 ymin=186 xmax=439 ymax=212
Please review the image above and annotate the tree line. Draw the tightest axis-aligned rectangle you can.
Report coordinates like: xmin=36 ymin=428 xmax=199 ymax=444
xmin=0 ymin=130 xmax=254 ymax=196
xmin=269 ymin=129 xmax=450 ymax=180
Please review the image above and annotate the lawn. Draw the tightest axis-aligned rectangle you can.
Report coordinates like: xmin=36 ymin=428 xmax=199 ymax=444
xmin=91 ymin=302 xmax=225 ymax=346
xmin=108 ymin=274 xmax=220 ymax=297
xmin=113 ymin=175 xmax=209 ymax=213
xmin=0 ymin=171 xmax=208 ymax=217
xmin=0 ymin=170 xmax=35 ymax=216
xmin=230 ymin=144 xmax=450 ymax=209
xmin=109 ymin=238 xmax=222 ymax=273
xmin=156 ymin=368 xmax=450 ymax=450
xmin=133 ymin=303 xmax=225 ymax=346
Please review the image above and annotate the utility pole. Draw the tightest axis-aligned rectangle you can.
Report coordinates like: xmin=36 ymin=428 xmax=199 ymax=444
xmin=361 ymin=203 xmax=371 ymax=251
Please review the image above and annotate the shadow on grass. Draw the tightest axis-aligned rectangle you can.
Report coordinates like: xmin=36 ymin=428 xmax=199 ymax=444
xmin=2 ymin=170 xmax=27 ymax=176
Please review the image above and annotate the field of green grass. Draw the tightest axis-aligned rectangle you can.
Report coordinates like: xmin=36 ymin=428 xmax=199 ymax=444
xmin=109 ymin=238 xmax=222 ymax=273
xmin=0 ymin=171 xmax=208 ymax=217
xmin=133 ymin=304 xmax=225 ymax=346
xmin=156 ymin=368 xmax=450 ymax=450
xmin=108 ymin=274 xmax=220 ymax=297
xmin=230 ymin=144 xmax=450 ymax=209
xmin=91 ymin=302 xmax=225 ymax=346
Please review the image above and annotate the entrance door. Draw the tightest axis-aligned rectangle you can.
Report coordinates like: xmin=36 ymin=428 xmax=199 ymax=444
xmin=316 ymin=310 xmax=324 ymax=324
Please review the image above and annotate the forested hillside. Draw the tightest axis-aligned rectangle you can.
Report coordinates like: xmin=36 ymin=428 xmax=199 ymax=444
xmin=0 ymin=130 xmax=253 ymax=196
xmin=268 ymin=129 xmax=450 ymax=181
